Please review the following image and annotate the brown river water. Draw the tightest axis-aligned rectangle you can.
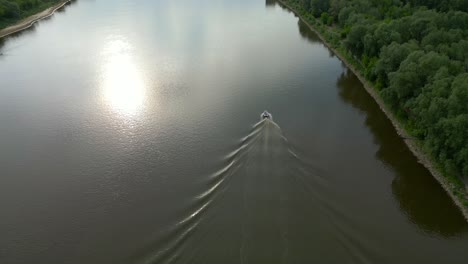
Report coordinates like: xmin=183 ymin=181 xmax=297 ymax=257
xmin=0 ymin=0 xmax=467 ymax=263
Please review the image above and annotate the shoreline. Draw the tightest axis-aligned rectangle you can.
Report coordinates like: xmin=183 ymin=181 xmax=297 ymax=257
xmin=0 ymin=0 xmax=71 ymax=39
xmin=277 ymin=0 xmax=468 ymax=221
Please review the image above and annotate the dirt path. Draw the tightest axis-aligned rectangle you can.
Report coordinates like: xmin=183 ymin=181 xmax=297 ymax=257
xmin=0 ymin=0 xmax=71 ymax=39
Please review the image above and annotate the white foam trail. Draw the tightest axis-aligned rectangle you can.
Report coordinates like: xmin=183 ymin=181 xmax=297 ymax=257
xmin=139 ymin=116 xmax=376 ymax=264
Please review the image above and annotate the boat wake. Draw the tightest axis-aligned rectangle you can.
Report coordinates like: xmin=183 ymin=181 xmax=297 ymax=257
xmin=133 ymin=118 xmax=377 ymax=264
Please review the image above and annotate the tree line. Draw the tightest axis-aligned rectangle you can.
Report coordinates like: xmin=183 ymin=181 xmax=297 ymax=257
xmin=282 ymin=0 xmax=468 ymax=183
xmin=0 ymin=0 xmax=61 ymax=28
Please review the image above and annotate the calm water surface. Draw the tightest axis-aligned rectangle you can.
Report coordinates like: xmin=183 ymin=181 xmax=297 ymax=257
xmin=1 ymin=0 xmax=467 ymax=263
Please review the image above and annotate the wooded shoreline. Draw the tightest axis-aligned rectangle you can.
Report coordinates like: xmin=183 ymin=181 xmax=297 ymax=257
xmin=1 ymin=0 xmax=466 ymax=221
xmin=277 ymin=0 xmax=468 ymax=222
xmin=0 ymin=0 xmax=70 ymax=39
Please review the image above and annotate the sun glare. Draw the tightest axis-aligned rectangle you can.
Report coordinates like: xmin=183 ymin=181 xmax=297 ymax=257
xmin=101 ymin=38 xmax=146 ymax=117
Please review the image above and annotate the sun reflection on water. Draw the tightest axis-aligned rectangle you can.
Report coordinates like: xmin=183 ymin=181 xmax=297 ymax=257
xmin=101 ymin=38 xmax=146 ymax=117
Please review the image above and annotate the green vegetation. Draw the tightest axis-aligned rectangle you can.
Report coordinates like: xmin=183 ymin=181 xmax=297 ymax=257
xmin=281 ymin=0 xmax=467 ymax=199
xmin=0 ymin=0 xmax=62 ymax=29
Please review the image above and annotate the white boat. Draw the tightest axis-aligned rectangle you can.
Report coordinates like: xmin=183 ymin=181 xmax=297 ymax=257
xmin=261 ymin=110 xmax=272 ymax=119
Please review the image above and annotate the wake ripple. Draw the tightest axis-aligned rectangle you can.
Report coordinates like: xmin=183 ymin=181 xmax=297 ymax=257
xmin=134 ymin=118 xmax=379 ymax=264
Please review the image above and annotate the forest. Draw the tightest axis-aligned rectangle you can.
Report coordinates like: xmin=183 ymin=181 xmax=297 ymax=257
xmin=0 ymin=0 xmax=61 ymax=28
xmin=281 ymin=0 xmax=468 ymax=192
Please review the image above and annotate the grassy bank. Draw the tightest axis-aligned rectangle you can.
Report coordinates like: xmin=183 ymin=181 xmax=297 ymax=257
xmin=277 ymin=0 xmax=468 ymax=220
xmin=0 ymin=0 xmax=64 ymax=29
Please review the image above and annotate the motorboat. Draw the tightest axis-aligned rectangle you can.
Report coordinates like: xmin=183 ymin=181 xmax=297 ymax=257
xmin=261 ymin=110 xmax=272 ymax=119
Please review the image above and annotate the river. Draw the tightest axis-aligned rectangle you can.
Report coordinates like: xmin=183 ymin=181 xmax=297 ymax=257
xmin=0 ymin=0 xmax=467 ymax=263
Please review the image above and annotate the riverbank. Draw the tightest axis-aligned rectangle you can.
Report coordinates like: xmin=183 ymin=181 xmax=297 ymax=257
xmin=0 ymin=0 xmax=71 ymax=39
xmin=277 ymin=0 xmax=468 ymax=221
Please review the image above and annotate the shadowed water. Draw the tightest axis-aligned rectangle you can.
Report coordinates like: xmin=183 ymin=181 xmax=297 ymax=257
xmin=0 ymin=0 xmax=467 ymax=263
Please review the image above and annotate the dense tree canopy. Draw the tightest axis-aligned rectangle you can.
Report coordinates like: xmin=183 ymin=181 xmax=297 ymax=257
xmin=0 ymin=0 xmax=61 ymax=28
xmin=282 ymin=0 xmax=468 ymax=180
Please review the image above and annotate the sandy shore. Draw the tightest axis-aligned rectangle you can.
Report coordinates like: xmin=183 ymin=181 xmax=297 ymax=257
xmin=278 ymin=0 xmax=468 ymax=222
xmin=0 ymin=0 xmax=71 ymax=39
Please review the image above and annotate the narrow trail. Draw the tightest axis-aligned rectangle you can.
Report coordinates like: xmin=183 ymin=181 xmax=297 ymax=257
xmin=0 ymin=0 xmax=72 ymax=39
